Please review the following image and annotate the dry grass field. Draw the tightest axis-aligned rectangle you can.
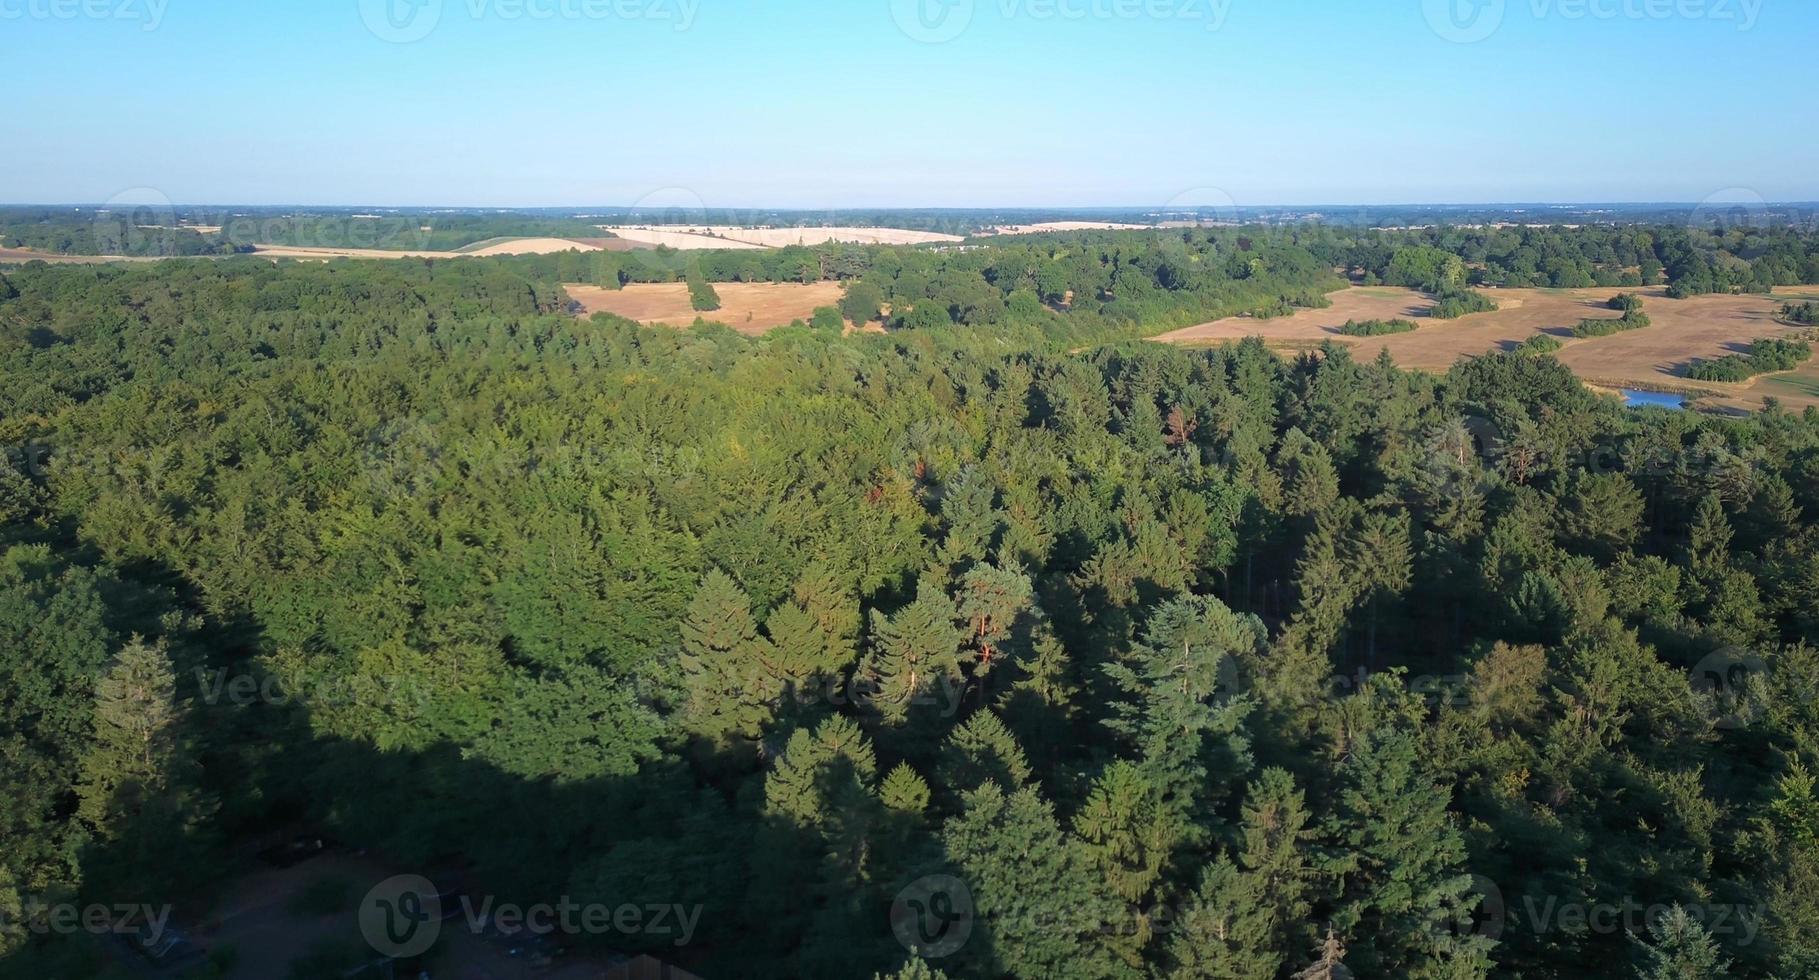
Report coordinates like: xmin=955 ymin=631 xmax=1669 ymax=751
xmin=1 ymin=238 xmax=611 ymax=264
xmin=1154 ymin=285 xmax=1819 ymax=410
xmin=598 ymin=226 xmax=962 ymax=249
xmin=0 ymin=247 xmax=163 ymax=265
xmin=980 ymin=221 xmax=1151 ymax=235
xmin=248 ymin=237 xmax=603 ymax=260
xmin=565 ymin=281 xmax=847 ymax=335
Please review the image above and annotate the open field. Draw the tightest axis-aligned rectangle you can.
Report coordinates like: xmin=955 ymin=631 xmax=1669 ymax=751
xmin=1153 ymin=285 xmax=1819 ymax=410
xmin=980 ymin=221 xmax=1152 ymax=235
xmin=248 ymin=237 xmax=605 ymax=260
xmin=0 ymin=246 xmax=165 ymax=264
xmin=3 ymin=238 xmax=611 ymax=264
xmin=565 ymin=281 xmax=847 ymax=334
xmin=598 ymin=226 xmax=963 ymax=249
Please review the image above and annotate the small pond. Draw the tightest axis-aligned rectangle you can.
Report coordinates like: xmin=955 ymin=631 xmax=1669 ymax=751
xmin=1621 ymin=389 xmax=1688 ymax=410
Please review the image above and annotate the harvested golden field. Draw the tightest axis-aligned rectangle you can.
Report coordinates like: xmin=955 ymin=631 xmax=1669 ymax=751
xmin=980 ymin=221 xmax=1151 ymax=235
xmin=248 ymin=237 xmax=602 ymax=260
xmin=598 ymin=226 xmax=961 ymax=248
xmin=565 ymin=281 xmax=847 ymax=335
xmin=1154 ymin=286 xmax=1817 ymax=410
xmin=0 ymin=247 xmax=162 ymax=265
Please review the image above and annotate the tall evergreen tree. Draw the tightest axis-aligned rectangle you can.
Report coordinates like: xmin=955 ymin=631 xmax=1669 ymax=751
xmin=1634 ymin=906 xmax=1731 ymax=980
xmin=1169 ymin=768 xmax=1318 ymax=979
xmin=864 ymin=576 xmax=967 ymax=723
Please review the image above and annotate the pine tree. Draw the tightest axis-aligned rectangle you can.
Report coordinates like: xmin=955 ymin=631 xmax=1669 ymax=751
xmin=1170 ymin=768 xmax=1318 ymax=980
xmin=1292 ymin=929 xmax=1350 ymax=980
xmin=1275 ymin=428 xmax=1340 ymax=518
xmin=1347 ymin=509 xmax=1412 ymax=665
xmin=1329 ymin=728 xmax=1492 ymax=979
xmin=765 ymin=715 xmax=879 ymax=830
xmin=864 ymin=576 xmax=966 ymax=722
xmin=1076 ymin=761 xmax=1170 ymax=967
xmin=939 ymin=468 xmax=1002 ymax=571
xmin=937 ymin=711 xmax=1031 ymax=795
xmin=793 ymin=563 xmax=862 ymax=665
xmin=881 ymin=762 xmax=932 ymax=816
xmin=765 ymin=600 xmax=838 ymax=691
xmin=942 ymin=783 xmax=1126 ymax=978
xmin=0 ymin=863 xmax=24 ymax=959
xmin=77 ymin=636 xmax=180 ymax=834
xmin=1105 ymin=595 xmax=1265 ymax=847
xmin=755 ymin=716 xmax=886 ymax=968
xmin=678 ymin=569 xmax=775 ymax=744
xmin=1634 ymin=906 xmax=1730 ymax=980
xmin=1688 ymin=493 xmax=1733 ymax=587
xmin=874 ymin=960 xmax=951 ymax=980
xmin=954 ymin=562 xmax=1035 ymax=674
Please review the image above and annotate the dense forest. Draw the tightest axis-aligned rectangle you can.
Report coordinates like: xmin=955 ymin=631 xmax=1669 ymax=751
xmin=3 ymin=232 xmax=1819 ymax=978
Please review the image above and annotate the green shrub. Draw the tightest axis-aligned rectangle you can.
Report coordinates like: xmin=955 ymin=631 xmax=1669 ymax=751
xmin=1608 ymin=293 xmax=1644 ymax=313
xmin=1430 ymin=288 xmax=1497 ymax=320
xmin=1782 ymin=301 xmax=1819 ymax=325
xmin=687 ymin=276 xmax=721 ymax=312
xmin=1687 ymin=337 xmax=1813 ymax=382
xmin=1519 ymin=334 xmax=1564 ymax=354
xmin=1573 ymin=310 xmax=1652 ymax=338
xmin=1337 ymin=318 xmax=1418 ymax=337
xmin=809 ymin=306 xmax=845 ymax=332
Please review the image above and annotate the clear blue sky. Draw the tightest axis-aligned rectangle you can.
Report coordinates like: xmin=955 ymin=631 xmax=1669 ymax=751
xmin=2 ymin=0 xmax=1812 ymax=207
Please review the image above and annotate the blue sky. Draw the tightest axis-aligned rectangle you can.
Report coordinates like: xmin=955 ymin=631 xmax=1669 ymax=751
xmin=2 ymin=0 xmax=1812 ymax=206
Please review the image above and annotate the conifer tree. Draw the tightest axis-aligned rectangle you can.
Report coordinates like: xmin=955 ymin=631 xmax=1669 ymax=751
xmin=1076 ymin=760 xmax=1170 ymax=967
xmin=942 ymin=783 xmax=1125 ymax=978
xmin=1329 ymin=728 xmax=1493 ymax=979
xmin=864 ymin=576 xmax=967 ymax=722
xmin=937 ymin=711 xmax=1032 ymax=795
xmin=1635 ymin=906 xmax=1730 ymax=980
xmin=1170 ymin=768 xmax=1318 ymax=979
xmin=77 ymin=636 xmax=181 ymax=834
xmin=954 ymin=562 xmax=1035 ymax=674
xmin=679 ymin=569 xmax=775 ymax=744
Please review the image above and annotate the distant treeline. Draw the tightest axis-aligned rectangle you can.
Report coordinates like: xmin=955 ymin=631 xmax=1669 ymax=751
xmin=517 ymin=228 xmax=1350 ymax=339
